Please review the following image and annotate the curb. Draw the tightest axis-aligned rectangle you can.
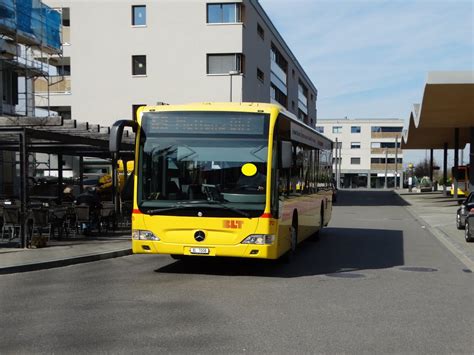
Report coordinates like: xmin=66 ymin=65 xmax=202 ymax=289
xmin=396 ymin=192 xmax=474 ymax=271
xmin=0 ymin=248 xmax=133 ymax=275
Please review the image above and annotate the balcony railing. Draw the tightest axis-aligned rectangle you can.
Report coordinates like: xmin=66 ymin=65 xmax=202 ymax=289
xmin=371 ymin=132 xmax=401 ymax=139
xmin=371 ymin=163 xmax=400 ymax=171
xmin=371 ymin=148 xmax=402 ymax=155
xmin=35 ymin=76 xmax=71 ymax=94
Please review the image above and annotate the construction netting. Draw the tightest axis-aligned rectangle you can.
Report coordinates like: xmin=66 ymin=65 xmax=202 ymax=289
xmin=0 ymin=0 xmax=61 ymax=52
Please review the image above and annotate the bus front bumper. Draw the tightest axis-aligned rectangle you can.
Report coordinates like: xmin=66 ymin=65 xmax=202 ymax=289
xmin=132 ymin=240 xmax=279 ymax=259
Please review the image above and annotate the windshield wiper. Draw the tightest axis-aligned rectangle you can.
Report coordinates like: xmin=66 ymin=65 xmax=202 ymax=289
xmin=144 ymin=201 xmax=251 ymax=219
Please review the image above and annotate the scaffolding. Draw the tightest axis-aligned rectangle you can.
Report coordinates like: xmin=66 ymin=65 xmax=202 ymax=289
xmin=0 ymin=0 xmax=62 ymax=117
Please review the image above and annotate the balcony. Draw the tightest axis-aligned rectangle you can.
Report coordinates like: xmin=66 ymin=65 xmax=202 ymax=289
xmin=371 ymin=148 xmax=402 ymax=155
xmin=35 ymin=76 xmax=71 ymax=94
xmin=371 ymin=163 xmax=401 ymax=171
xmin=371 ymin=132 xmax=401 ymax=139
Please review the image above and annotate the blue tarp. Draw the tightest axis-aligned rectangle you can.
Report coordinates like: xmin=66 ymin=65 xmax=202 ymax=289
xmin=0 ymin=0 xmax=61 ymax=51
xmin=0 ymin=0 xmax=16 ymax=31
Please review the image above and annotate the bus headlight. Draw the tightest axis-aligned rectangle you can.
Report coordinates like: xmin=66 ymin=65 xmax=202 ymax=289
xmin=241 ymin=234 xmax=275 ymax=245
xmin=132 ymin=230 xmax=160 ymax=241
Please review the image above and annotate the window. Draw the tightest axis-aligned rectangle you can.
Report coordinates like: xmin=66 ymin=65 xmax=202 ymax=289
xmin=207 ymin=54 xmax=243 ymax=74
xmin=257 ymin=23 xmax=264 ymax=39
xmin=132 ymin=5 xmax=146 ymax=26
xmin=270 ymin=83 xmax=287 ymax=107
xmin=207 ymin=3 xmax=242 ymax=23
xmin=57 ymin=64 xmax=71 ymax=76
xmin=298 ymin=109 xmax=307 ymax=123
xmin=351 ymin=142 xmax=361 ymax=149
xmin=61 ymin=8 xmax=70 ymax=27
xmin=315 ymin=126 xmax=324 ymax=134
xmin=371 ymin=142 xmax=401 ymax=148
xmin=132 ymin=55 xmax=147 ymax=75
xmin=351 ymin=157 xmax=361 ymax=165
xmin=257 ymin=68 xmax=264 ymax=82
xmin=271 ymin=43 xmax=288 ymax=73
xmin=332 ymin=126 xmax=342 ymax=134
xmin=298 ymin=80 xmax=308 ymax=109
xmin=351 ymin=126 xmax=361 ymax=133
xmin=371 ymin=158 xmax=403 ymax=164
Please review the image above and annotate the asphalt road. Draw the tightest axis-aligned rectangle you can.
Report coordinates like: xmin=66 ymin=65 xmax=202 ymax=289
xmin=1 ymin=191 xmax=473 ymax=354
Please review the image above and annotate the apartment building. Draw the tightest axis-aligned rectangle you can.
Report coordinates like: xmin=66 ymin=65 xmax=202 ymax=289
xmin=316 ymin=119 xmax=404 ymax=189
xmin=39 ymin=0 xmax=318 ymax=127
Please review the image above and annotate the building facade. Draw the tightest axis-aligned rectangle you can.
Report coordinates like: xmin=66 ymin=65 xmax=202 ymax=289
xmin=39 ymin=0 xmax=318 ymax=127
xmin=316 ymin=119 xmax=404 ymax=189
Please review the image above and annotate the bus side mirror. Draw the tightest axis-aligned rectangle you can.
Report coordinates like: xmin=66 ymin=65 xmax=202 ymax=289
xmin=280 ymin=141 xmax=293 ymax=169
xmin=110 ymin=120 xmax=137 ymax=154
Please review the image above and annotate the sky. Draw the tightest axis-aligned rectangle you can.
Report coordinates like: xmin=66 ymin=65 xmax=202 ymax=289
xmin=259 ymin=0 xmax=473 ymax=165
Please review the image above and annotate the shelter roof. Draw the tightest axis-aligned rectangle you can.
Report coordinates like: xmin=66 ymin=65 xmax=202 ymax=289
xmin=402 ymin=71 xmax=474 ymax=149
xmin=0 ymin=116 xmax=135 ymax=158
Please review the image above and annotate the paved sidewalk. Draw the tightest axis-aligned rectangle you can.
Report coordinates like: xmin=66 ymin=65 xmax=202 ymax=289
xmin=396 ymin=189 xmax=474 ymax=270
xmin=0 ymin=234 xmax=132 ymax=274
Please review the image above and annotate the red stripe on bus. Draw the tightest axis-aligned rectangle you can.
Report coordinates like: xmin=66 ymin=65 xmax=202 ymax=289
xmin=132 ymin=209 xmax=142 ymax=214
xmin=260 ymin=213 xmax=272 ymax=218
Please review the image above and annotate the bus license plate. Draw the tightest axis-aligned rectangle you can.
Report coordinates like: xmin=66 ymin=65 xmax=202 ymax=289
xmin=190 ymin=247 xmax=210 ymax=255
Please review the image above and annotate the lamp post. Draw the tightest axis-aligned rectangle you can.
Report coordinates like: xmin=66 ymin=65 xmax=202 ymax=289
xmin=229 ymin=70 xmax=239 ymax=102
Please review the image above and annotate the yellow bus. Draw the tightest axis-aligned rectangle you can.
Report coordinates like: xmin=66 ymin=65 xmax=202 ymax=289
xmin=110 ymin=103 xmax=334 ymax=260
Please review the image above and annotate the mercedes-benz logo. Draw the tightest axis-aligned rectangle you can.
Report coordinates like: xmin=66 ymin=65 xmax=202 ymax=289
xmin=194 ymin=230 xmax=206 ymax=242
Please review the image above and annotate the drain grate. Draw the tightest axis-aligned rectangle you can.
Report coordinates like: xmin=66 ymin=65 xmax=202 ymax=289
xmin=325 ymin=272 xmax=366 ymax=279
xmin=399 ymin=266 xmax=438 ymax=272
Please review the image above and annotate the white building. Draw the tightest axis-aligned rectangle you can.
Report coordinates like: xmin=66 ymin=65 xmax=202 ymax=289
xmin=316 ymin=119 xmax=404 ymax=189
xmin=38 ymin=0 xmax=318 ymax=127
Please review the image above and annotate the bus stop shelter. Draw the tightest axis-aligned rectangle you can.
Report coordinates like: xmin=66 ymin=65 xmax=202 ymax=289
xmin=402 ymin=71 xmax=474 ymax=196
xmin=0 ymin=116 xmax=135 ymax=247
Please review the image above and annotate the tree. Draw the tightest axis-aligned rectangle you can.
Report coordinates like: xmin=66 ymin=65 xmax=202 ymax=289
xmin=414 ymin=158 xmax=433 ymax=178
xmin=413 ymin=158 xmax=442 ymax=181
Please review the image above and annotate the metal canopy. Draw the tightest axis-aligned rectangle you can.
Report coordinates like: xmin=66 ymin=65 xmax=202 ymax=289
xmin=402 ymin=71 xmax=474 ymax=149
xmin=0 ymin=116 xmax=135 ymax=158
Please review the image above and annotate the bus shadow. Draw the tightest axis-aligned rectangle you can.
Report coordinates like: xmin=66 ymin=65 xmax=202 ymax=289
xmin=154 ymin=227 xmax=404 ymax=278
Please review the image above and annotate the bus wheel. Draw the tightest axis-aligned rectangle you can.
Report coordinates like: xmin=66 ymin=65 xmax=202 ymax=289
xmin=290 ymin=225 xmax=297 ymax=252
xmin=311 ymin=203 xmax=324 ymax=242
xmin=279 ymin=222 xmax=298 ymax=263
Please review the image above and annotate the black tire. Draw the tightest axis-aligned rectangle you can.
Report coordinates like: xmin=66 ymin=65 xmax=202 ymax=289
xmin=456 ymin=212 xmax=464 ymax=230
xmin=311 ymin=205 xmax=324 ymax=242
xmin=278 ymin=215 xmax=298 ymax=263
xmin=465 ymin=219 xmax=474 ymax=242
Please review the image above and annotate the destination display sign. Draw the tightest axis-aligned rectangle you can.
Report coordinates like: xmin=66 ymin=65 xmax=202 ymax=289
xmin=143 ymin=112 xmax=267 ymax=136
xmin=290 ymin=122 xmax=332 ymax=150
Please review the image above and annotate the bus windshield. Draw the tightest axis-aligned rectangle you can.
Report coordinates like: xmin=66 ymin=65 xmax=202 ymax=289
xmin=138 ymin=111 xmax=270 ymax=217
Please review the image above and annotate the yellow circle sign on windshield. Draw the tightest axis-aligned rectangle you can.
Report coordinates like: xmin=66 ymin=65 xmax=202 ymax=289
xmin=241 ymin=163 xmax=257 ymax=177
